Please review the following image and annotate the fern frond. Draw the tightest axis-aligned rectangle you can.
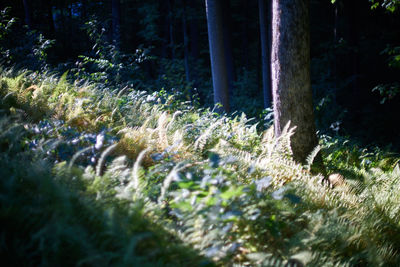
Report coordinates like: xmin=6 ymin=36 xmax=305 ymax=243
xmin=306 ymin=145 xmax=321 ymax=170
xmin=131 ymin=148 xmax=149 ymax=192
xmin=96 ymin=143 xmax=118 ymax=176
xmin=194 ymin=119 xmax=222 ymax=151
xmin=69 ymin=146 xmax=92 ymax=169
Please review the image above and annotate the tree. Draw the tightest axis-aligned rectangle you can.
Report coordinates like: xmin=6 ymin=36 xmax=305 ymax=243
xmin=22 ymin=0 xmax=32 ymax=30
xmin=271 ymin=0 xmax=318 ymax=163
xmin=205 ymin=0 xmax=230 ymax=112
xmin=258 ymin=0 xmax=272 ymax=109
xmin=45 ymin=0 xmax=55 ymax=37
xmin=182 ymin=0 xmax=192 ymax=90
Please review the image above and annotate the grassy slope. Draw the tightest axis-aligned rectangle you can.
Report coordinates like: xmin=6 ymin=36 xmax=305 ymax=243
xmin=1 ymin=69 xmax=400 ymax=266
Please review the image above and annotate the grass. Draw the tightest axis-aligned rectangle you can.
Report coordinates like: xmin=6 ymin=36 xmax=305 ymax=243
xmin=1 ymin=68 xmax=400 ymax=266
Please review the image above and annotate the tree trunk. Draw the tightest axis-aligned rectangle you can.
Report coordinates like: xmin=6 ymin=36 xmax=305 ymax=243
xmin=182 ymin=0 xmax=192 ymax=89
xmin=112 ymin=0 xmax=121 ymax=49
xmin=188 ymin=0 xmax=200 ymax=88
xmin=45 ymin=0 xmax=55 ymax=37
xmin=221 ymin=0 xmax=235 ymax=99
xmin=22 ymin=0 xmax=33 ymax=30
xmin=348 ymin=0 xmax=360 ymax=97
xmin=167 ymin=0 xmax=175 ymax=59
xmin=188 ymin=2 xmax=199 ymax=61
xmin=160 ymin=0 xmax=170 ymax=58
xmin=241 ymin=1 xmax=249 ymax=69
xmin=258 ymin=0 xmax=272 ymax=109
xmin=205 ymin=0 xmax=230 ymax=113
xmin=271 ymin=0 xmax=318 ymax=163
xmin=82 ymin=0 xmax=88 ymax=19
xmin=333 ymin=1 xmax=338 ymax=90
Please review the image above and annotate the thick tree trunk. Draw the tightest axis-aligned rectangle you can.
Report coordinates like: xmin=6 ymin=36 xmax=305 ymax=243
xmin=205 ymin=0 xmax=230 ymax=113
xmin=112 ymin=0 xmax=121 ymax=49
xmin=22 ymin=0 xmax=33 ymax=30
xmin=271 ymin=0 xmax=318 ymax=163
xmin=258 ymin=0 xmax=272 ymax=109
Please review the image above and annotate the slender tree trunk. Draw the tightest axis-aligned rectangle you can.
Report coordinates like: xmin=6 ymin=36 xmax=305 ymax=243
xmin=241 ymin=1 xmax=249 ymax=69
xmin=82 ymin=0 xmax=88 ymax=19
xmin=182 ymin=0 xmax=192 ymax=90
xmin=45 ymin=0 xmax=55 ymax=37
xmin=22 ymin=0 xmax=33 ymax=30
xmin=160 ymin=0 xmax=170 ymax=58
xmin=187 ymin=0 xmax=200 ymax=92
xmin=205 ymin=0 xmax=230 ymax=112
xmin=221 ymin=0 xmax=235 ymax=99
xmin=333 ymin=1 xmax=338 ymax=89
xmin=167 ymin=0 xmax=175 ymax=59
xmin=112 ymin=0 xmax=121 ymax=49
xmin=271 ymin=0 xmax=318 ymax=163
xmin=348 ymin=0 xmax=359 ymax=97
xmin=188 ymin=4 xmax=199 ymax=61
xmin=258 ymin=0 xmax=272 ymax=109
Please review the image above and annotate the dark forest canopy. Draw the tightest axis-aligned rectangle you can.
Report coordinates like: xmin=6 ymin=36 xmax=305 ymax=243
xmin=1 ymin=0 xmax=400 ymax=149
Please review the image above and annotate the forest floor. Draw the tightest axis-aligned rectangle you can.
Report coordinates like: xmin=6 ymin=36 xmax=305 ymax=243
xmin=1 ymin=69 xmax=400 ymax=266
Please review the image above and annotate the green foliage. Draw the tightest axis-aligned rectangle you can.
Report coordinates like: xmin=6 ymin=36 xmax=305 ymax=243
xmin=369 ymin=0 xmax=400 ymax=11
xmin=71 ymin=19 xmax=151 ymax=89
xmin=372 ymin=46 xmax=400 ymax=103
xmin=2 ymin=69 xmax=400 ymax=266
xmin=0 ymin=8 xmax=54 ymax=70
xmin=0 ymin=118 xmax=210 ymax=266
xmin=232 ymin=68 xmax=264 ymax=117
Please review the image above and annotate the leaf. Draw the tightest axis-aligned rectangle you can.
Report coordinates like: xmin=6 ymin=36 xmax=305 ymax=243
xmin=284 ymin=193 xmax=302 ymax=204
xmin=246 ymin=252 xmax=271 ymax=262
xmin=177 ymin=180 xmax=196 ymax=189
xmin=220 ymin=186 xmax=243 ymax=200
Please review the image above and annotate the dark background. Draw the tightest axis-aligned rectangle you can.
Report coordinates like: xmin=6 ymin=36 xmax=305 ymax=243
xmin=1 ymin=0 xmax=400 ymax=149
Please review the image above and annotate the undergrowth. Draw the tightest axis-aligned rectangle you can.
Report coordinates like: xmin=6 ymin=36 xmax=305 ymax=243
xmin=1 ymin=69 xmax=400 ymax=266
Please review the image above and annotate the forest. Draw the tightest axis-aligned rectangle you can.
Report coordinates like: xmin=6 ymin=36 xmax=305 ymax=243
xmin=1 ymin=0 xmax=400 ymax=266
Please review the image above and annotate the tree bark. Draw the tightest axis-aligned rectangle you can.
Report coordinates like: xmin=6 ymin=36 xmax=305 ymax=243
xmin=112 ymin=0 xmax=121 ymax=49
xmin=22 ymin=0 xmax=33 ymax=30
xmin=271 ymin=0 xmax=318 ymax=163
xmin=205 ymin=0 xmax=230 ymax=113
xmin=258 ymin=0 xmax=272 ymax=109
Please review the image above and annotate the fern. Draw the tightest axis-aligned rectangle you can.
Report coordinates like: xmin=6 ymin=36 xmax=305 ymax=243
xmin=96 ymin=143 xmax=118 ymax=176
